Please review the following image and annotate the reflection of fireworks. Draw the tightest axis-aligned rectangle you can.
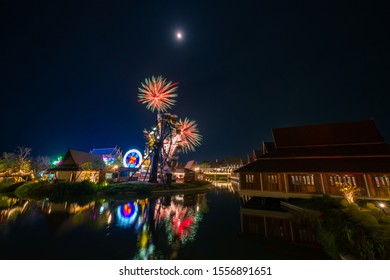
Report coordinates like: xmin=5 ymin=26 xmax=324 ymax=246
xmin=138 ymin=76 xmax=178 ymax=112
xmin=178 ymin=118 xmax=202 ymax=153
xmin=153 ymin=196 xmax=203 ymax=245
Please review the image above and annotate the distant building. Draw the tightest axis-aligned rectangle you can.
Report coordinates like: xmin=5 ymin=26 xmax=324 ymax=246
xmin=234 ymin=120 xmax=390 ymax=200
xmin=198 ymin=158 xmax=242 ymax=181
xmin=173 ymin=160 xmax=198 ymax=183
xmin=184 ymin=160 xmax=197 ymax=171
xmin=90 ymin=147 xmax=122 ymax=165
xmin=173 ymin=168 xmax=185 ymax=183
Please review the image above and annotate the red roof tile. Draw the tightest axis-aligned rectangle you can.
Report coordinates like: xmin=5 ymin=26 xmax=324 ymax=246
xmin=272 ymin=120 xmax=384 ymax=148
xmin=234 ymin=157 xmax=390 ymax=173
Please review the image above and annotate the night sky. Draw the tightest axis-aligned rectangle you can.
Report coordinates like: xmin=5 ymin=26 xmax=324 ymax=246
xmin=1 ymin=0 xmax=389 ymax=162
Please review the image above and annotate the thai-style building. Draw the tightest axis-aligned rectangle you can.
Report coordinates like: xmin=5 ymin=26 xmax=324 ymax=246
xmin=173 ymin=160 xmax=198 ymax=183
xmin=48 ymin=149 xmax=105 ymax=183
xmin=89 ymin=146 xmax=122 ymax=165
xmin=234 ymin=120 xmax=390 ymax=201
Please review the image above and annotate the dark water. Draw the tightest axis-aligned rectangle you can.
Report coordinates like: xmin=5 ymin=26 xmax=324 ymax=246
xmin=0 ymin=183 xmax=328 ymax=260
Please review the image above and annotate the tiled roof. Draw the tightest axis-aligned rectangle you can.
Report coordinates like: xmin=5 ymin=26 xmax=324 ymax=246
xmin=262 ymin=142 xmax=276 ymax=154
xmin=240 ymin=158 xmax=248 ymax=166
xmin=260 ymin=143 xmax=390 ymax=159
xmin=234 ymin=156 xmax=390 ymax=173
xmin=90 ymin=147 xmax=121 ymax=156
xmin=272 ymin=120 xmax=384 ymax=148
xmin=185 ymin=160 xmax=197 ymax=169
xmin=254 ymin=149 xmax=263 ymax=159
xmin=51 ymin=150 xmax=105 ymax=171
xmin=235 ymin=120 xmax=390 ymax=174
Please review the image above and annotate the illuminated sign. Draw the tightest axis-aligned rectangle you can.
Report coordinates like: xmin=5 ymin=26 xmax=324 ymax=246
xmin=123 ymin=149 xmax=142 ymax=168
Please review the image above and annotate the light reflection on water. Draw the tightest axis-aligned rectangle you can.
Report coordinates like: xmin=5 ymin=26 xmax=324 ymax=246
xmin=0 ymin=193 xmax=207 ymax=260
xmin=0 ymin=182 xmax=327 ymax=260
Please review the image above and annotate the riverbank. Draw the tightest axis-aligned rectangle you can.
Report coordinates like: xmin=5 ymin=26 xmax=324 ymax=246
xmin=0 ymin=180 xmax=213 ymax=201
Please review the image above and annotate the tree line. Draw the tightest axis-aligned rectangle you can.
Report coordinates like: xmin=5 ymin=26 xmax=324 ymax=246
xmin=0 ymin=146 xmax=52 ymax=181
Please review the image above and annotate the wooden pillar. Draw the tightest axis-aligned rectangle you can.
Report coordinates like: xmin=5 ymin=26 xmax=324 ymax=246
xmin=278 ymin=174 xmax=282 ymax=192
xmin=284 ymin=173 xmax=288 ymax=193
xmin=320 ymin=173 xmax=326 ymax=194
xmin=363 ymin=174 xmax=371 ymax=198
xmin=260 ymin=173 xmax=263 ymax=192
xmin=240 ymin=207 xmax=243 ymax=233
xmin=366 ymin=174 xmax=376 ymax=198
xmin=290 ymin=221 xmax=294 ymax=242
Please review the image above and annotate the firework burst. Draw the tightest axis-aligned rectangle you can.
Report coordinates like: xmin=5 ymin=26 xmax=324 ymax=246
xmin=138 ymin=76 xmax=179 ymax=112
xmin=177 ymin=118 xmax=202 ymax=153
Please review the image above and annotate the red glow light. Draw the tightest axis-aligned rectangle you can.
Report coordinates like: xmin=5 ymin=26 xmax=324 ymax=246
xmin=123 ymin=204 xmax=132 ymax=216
xmin=177 ymin=218 xmax=194 ymax=239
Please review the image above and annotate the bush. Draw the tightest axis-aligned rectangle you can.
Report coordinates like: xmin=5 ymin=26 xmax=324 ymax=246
xmin=368 ymin=207 xmax=390 ymax=224
xmin=345 ymin=206 xmax=379 ymax=227
xmin=316 ymin=222 xmax=340 ymax=259
xmin=15 ymin=180 xmax=104 ymax=200
xmin=299 ymin=195 xmax=390 ymax=259
xmin=0 ymin=181 xmax=25 ymax=193
xmin=366 ymin=202 xmax=376 ymax=209
xmin=340 ymin=198 xmax=350 ymax=208
xmin=0 ymin=196 xmax=14 ymax=209
xmin=14 ymin=181 xmax=48 ymax=199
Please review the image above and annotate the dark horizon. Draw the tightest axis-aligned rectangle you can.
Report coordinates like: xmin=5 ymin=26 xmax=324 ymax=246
xmin=1 ymin=1 xmax=389 ymax=162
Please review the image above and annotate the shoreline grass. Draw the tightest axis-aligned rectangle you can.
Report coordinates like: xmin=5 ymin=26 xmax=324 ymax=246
xmin=8 ymin=180 xmax=212 ymax=201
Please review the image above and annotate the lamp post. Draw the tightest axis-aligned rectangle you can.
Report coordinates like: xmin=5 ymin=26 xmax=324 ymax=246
xmin=378 ymin=202 xmax=388 ymax=215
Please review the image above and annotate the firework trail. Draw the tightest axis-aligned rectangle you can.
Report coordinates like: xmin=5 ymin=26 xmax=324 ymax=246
xmin=138 ymin=76 xmax=178 ymax=112
xmin=177 ymin=118 xmax=202 ymax=153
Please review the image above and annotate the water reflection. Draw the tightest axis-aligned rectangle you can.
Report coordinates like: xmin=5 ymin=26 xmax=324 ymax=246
xmin=0 ymin=193 xmax=207 ymax=260
xmin=210 ymin=181 xmax=323 ymax=252
xmin=206 ymin=180 xmax=239 ymax=193
xmin=0 ymin=197 xmax=29 ymax=237
xmin=0 ymin=185 xmax=326 ymax=259
xmin=116 ymin=202 xmax=139 ymax=227
xmin=240 ymin=197 xmax=320 ymax=247
xmin=206 ymin=179 xmax=321 ymax=247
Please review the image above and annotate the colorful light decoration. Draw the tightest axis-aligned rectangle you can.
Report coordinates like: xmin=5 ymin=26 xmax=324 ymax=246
xmin=123 ymin=149 xmax=143 ymax=168
xmin=116 ymin=202 xmax=139 ymax=228
xmin=143 ymin=117 xmax=202 ymax=164
xmin=52 ymin=156 xmax=63 ymax=166
xmin=102 ymin=155 xmax=115 ymax=165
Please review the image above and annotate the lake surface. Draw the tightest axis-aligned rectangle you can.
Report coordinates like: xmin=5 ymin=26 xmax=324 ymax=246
xmin=0 ymin=182 xmax=328 ymax=260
